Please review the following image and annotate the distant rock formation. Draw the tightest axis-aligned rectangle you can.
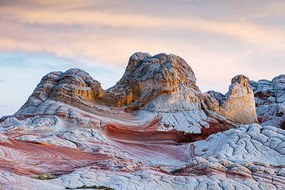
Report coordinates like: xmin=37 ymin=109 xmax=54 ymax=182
xmin=205 ymin=75 xmax=257 ymax=124
xmin=251 ymin=75 xmax=285 ymax=128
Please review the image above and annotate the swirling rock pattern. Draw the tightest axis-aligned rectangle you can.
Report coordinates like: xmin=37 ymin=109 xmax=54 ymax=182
xmin=0 ymin=52 xmax=284 ymax=190
xmin=0 ymin=138 xmax=109 ymax=176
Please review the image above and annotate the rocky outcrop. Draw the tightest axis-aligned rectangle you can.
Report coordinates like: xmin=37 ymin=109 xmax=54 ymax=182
xmin=15 ymin=53 xmax=257 ymax=140
xmin=18 ymin=69 xmax=104 ymax=114
xmin=205 ymin=75 xmax=257 ymax=124
xmin=251 ymin=75 xmax=285 ymax=127
xmin=104 ymin=52 xmax=200 ymax=111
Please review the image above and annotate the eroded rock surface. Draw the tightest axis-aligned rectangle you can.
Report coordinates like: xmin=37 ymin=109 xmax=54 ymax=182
xmin=205 ymin=75 xmax=257 ymax=124
xmin=1 ymin=120 xmax=284 ymax=190
xmin=251 ymin=75 xmax=285 ymax=128
xmin=1 ymin=52 xmax=283 ymax=190
xmin=104 ymin=52 xmax=199 ymax=110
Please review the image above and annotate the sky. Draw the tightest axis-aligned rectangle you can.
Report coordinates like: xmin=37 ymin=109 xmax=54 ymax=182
xmin=1 ymin=0 xmax=285 ymax=116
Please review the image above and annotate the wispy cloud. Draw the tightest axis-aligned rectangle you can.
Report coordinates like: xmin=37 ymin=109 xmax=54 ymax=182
xmin=0 ymin=3 xmax=284 ymax=69
xmin=1 ymin=5 xmax=285 ymax=48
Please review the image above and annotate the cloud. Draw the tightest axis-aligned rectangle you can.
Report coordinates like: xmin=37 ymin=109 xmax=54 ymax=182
xmin=1 ymin=5 xmax=285 ymax=48
xmin=0 ymin=0 xmax=285 ymax=115
xmin=0 ymin=2 xmax=284 ymax=69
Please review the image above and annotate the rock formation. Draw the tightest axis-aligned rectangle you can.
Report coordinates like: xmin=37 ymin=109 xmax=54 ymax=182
xmin=104 ymin=52 xmax=199 ymax=110
xmin=251 ymin=75 xmax=285 ymax=128
xmin=14 ymin=53 xmax=257 ymax=143
xmin=205 ymin=75 xmax=257 ymax=124
xmin=1 ymin=52 xmax=284 ymax=190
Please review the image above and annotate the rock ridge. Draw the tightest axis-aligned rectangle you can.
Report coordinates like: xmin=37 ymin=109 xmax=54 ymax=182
xmin=13 ymin=52 xmax=258 ymax=141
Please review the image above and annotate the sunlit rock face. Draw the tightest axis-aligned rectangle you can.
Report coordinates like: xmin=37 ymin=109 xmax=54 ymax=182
xmin=17 ymin=68 xmax=104 ymax=114
xmin=104 ymin=52 xmax=199 ymax=110
xmin=251 ymin=75 xmax=285 ymax=128
xmin=205 ymin=75 xmax=257 ymax=124
xmin=2 ymin=52 xmax=284 ymax=190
